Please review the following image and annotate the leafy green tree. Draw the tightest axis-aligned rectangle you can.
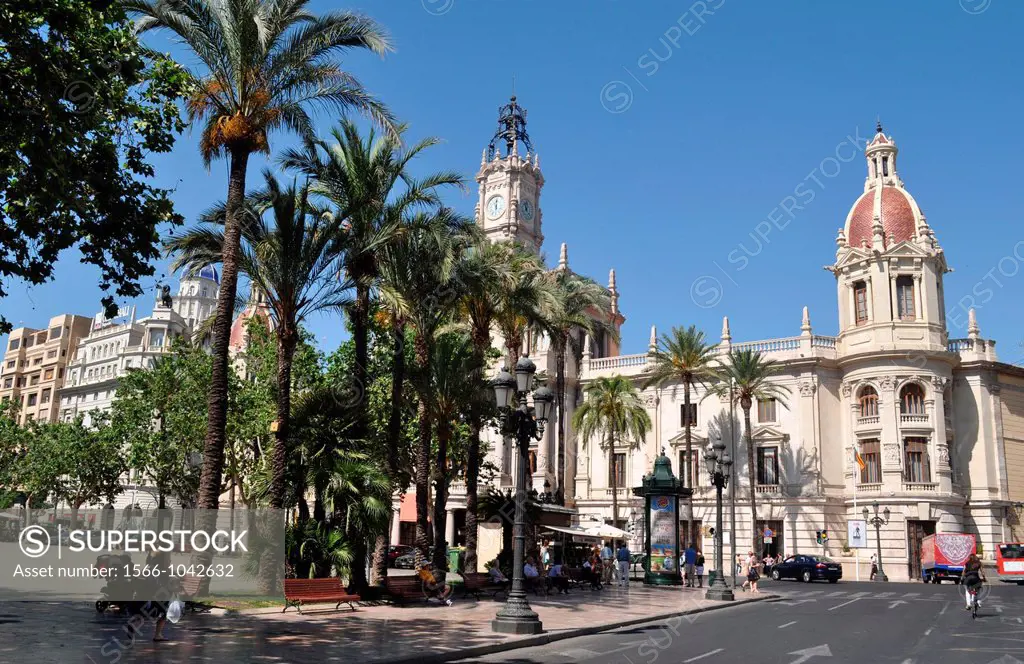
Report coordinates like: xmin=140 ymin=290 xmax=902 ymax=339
xmin=127 ymin=0 xmax=395 ymax=509
xmin=0 ymin=0 xmax=187 ymax=333
xmin=572 ymin=375 xmax=651 ymax=540
xmin=167 ymin=173 xmax=348 ymax=509
xmin=644 ymin=325 xmax=719 ymax=545
xmin=20 ymin=416 xmax=126 ymax=524
xmin=710 ymin=349 xmax=790 ymax=552
xmin=110 ymin=341 xmax=211 ymax=508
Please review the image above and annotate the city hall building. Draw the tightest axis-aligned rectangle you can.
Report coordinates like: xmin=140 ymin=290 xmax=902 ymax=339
xmin=422 ymin=103 xmax=1024 ymax=581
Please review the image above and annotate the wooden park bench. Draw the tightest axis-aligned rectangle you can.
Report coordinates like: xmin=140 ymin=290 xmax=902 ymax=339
xmin=460 ymin=572 xmax=507 ymax=600
xmin=385 ymin=576 xmax=426 ymax=606
xmin=282 ymin=578 xmax=360 ymax=613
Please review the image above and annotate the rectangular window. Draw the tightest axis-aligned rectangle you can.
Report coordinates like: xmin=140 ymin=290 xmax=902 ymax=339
xmin=46 ymin=350 xmax=57 ymax=359
xmin=896 ymin=275 xmax=916 ymax=320
xmin=27 ymin=393 xmax=37 ymax=407
xmin=16 ymin=377 xmax=25 ymax=388
xmin=757 ymin=447 xmax=779 ymax=485
xmin=29 ymin=374 xmax=39 ymax=386
xmin=43 ymin=368 xmax=53 ymax=380
xmin=32 ymin=358 xmax=42 ymax=366
xmin=5 ymin=361 xmax=13 ymax=369
xmin=609 ymin=453 xmax=626 ymax=488
xmin=860 ymin=439 xmax=882 ymax=484
xmin=41 ymin=388 xmax=51 ymax=404
xmin=23 ymin=337 xmax=32 ymax=349
xmin=680 ymin=403 xmax=698 ymax=428
xmin=49 ymin=326 xmax=62 ymax=340
xmin=2 ymin=378 xmax=11 ymax=389
xmin=678 ymin=449 xmax=700 ymax=489
xmin=854 ymin=281 xmax=869 ymax=324
xmin=150 ymin=330 xmax=165 ymax=348
xmin=757 ymin=398 xmax=777 ymax=423
xmin=904 ymin=438 xmax=931 ymax=483
xmin=8 ymin=339 xmax=19 ymax=351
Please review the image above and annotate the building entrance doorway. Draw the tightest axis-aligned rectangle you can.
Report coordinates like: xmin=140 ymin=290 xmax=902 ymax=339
xmin=907 ymin=519 xmax=936 ymax=581
xmin=758 ymin=520 xmax=785 ymax=558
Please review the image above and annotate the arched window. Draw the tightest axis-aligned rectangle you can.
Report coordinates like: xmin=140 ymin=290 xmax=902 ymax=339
xmin=900 ymin=383 xmax=925 ymax=415
xmin=858 ymin=387 xmax=879 ymax=418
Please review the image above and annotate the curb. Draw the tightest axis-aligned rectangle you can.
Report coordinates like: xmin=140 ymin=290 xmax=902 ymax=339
xmin=377 ymin=593 xmax=777 ymax=664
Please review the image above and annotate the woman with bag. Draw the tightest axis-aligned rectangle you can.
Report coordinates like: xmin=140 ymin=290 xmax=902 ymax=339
xmin=745 ymin=551 xmax=762 ymax=594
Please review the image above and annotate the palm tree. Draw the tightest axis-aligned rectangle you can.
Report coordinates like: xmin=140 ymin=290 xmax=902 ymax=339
xmin=167 ymin=172 xmax=350 ymax=509
xmin=378 ymin=210 xmax=477 ymax=561
xmin=451 ymin=240 xmax=547 ymax=572
xmin=644 ymin=325 xmax=719 ymax=546
xmin=492 ymin=246 xmax=558 ymax=369
xmin=572 ymin=375 xmax=651 ymax=540
xmin=711 ymin=349 xmax=790 ymax=553
xmin=280 ymin=120 xmax=463 ymax=445
xmin=544 ymin=268 xmax=615 ymax=505
xmin=128 ymin=0 xmax=395 ymax=509
xmin=426 ymin=333 xmax=488 ymax=571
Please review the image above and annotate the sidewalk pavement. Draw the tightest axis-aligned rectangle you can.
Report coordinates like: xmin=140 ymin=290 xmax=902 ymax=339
xmin=223 ymin=582 xmax=774 ymax=664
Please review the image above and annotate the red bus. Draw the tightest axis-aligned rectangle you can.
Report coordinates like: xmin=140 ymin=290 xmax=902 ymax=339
xmin=996 ymin=542 xmax=1024 ymax=585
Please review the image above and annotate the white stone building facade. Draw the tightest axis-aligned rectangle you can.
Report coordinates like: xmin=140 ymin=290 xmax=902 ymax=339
xmin=424 ymin=108 xmax=1023 ymax=581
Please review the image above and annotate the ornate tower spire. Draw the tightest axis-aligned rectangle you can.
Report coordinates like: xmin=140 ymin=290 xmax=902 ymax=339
xmin=864 ymin=119 xmax=902 ymax=191
xmin=649 ymin=325 xmax=658 ymax=353
xmin=721 ymin=316 xmax=731 ymax=345
xmin=558 ymin=242 xmax=568 ymax=270
xmin=476 ymin=96 xmax=544 ymax=253
xmin=968 ymin=308 xmax=980 ymax=340
xmin=608 ymin=269 xmax=619 ymax=315
xmin=801 ymin=306 xmax=812 ymax=336
xmin=487 ymin=96 xmax=533 ymax=161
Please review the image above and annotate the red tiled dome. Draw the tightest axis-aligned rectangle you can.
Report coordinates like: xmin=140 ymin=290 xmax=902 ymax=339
xmin=229 ymin=305 xmax=273 ymax=351
xmin=845 ymin=186 xmax=918 ymax=248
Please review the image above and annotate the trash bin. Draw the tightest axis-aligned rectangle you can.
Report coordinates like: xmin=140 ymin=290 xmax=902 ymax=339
xmin=448 ymin=547 xmax=463 ymax=573
xmin=708 ymin=570 xmax=718 ymax=585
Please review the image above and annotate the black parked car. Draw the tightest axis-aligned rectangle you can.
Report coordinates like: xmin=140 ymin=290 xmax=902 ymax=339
xmin=771 ymin=554 xmax=842 ymax=583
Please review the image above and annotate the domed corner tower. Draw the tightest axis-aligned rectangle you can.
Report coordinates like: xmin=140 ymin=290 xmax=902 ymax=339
xmin=832 ymin=121 xmax=950 ymax=356
xmin=174 ymin=265 xmax=220 ymax=333
xmin=475 ymin=96 xmax=545 ymax=255
xmin=833 ymin=122 xmax=959 ymax=516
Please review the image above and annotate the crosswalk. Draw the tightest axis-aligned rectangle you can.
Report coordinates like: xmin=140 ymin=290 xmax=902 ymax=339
xmin=774 ymin=588 xmax=1018 ymax=613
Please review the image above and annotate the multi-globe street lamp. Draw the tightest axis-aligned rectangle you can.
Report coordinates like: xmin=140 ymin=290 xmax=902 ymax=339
xmin=704 ymin=436 xmax=734 ymax=601
xmin=489 ymin=356 xmax=553 ymax=635
xmin=863 ymin=501 xmax=891 ymax=583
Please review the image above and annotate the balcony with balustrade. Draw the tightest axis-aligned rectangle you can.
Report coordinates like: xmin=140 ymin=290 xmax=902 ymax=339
xmin=582 ymin=333 xmax=839 ymax=380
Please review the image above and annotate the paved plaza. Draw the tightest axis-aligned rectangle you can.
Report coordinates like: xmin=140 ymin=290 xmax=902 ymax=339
xmin=0 ymin=581 xmax=769 ymax=664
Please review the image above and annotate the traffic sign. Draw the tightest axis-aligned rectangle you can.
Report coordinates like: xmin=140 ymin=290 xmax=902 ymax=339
xmin=764 ymin=537 xmax=773 ymax=544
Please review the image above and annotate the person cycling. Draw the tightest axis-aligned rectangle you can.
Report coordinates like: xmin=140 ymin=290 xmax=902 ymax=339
xmin=963 ymin=553 xmax=985 ymax=611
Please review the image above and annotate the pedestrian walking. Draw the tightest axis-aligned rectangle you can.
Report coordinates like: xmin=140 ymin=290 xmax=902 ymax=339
xmin=870 ymin=552 xmax=878 ymax=581
xmin=616 ymin=541 xmax=631 ymax=588
xmin=745 ymin=551 xmax=761 ymax=594
xmin=601 ymin=542 xmax=614 ymax=585
xmin=683 ymin=543 xmax=697 ymax=587
xmin=695 ymin=550 xmax=705 ymax=588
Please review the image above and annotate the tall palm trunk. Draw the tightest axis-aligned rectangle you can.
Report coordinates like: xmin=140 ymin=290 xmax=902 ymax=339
xmin=351 ymin=283 xmax=371 ymax=441
xmin=432 ymin=423 xmax=451 ymax=573
xmin=198 ymin=147 xmax=250 ymax=509
xmin=742 ymin=397 xmax=759 ymax=553
xmin=555 ymin=337 xmax=567 ymax=505
xmin=414 ymin=334 xmax=433 ymax=555
xmin=608 ymin=432 xmax=619 ymax=545
xmin=371 ymin=321 xmax=406 ymax=585
xmin=464 ymin=325 xmax=489 ymax=574
xmin=683 ymin=379 xmax=693 ymax=547
xmin=269 ymin=326 xmax=297 ymax=509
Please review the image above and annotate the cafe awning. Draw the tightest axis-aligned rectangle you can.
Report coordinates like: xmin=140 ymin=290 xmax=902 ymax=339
xmin=541 ymin=525 xmax=603 ymax=539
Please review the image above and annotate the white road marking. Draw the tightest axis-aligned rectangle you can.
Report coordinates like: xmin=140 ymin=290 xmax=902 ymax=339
xmin=900 ymin=659 xmax=915 ymax=664
xmin=826 ymin=591 xmax=847 ymax=597
xmin=778 ymin=621 xmax=798 ymax=629
xmin=924 ymin=627 xmax=933 ymax=636
xmin=902 ymin=592 xmax=920 ymax=598
xmin=684 ymin=649 xmax=724 ymax=663
xmin=940 ymin=601 xmax=950 ymax=615
xmin=874 ymin=591 xmax=895 ymax=598
xmin=829 ymin=598 xmax=861 ymax=611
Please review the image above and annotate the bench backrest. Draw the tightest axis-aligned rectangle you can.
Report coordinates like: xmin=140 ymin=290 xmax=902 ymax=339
xmin=284 ymin=578 xmax=344 ymax=595
xmin=385 ymin=577 xmax=421 ymax=588
xmin=180 ymin=575 xmax=203 ymax=595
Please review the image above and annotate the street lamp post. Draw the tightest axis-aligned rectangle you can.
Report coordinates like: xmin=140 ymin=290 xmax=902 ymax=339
xmin=863 ymin=501 xmax=891 ymax=583
xmin=490 ymin=357 xmax=554 ymax=635
xmin=704 ymin=436 xmax=734 ymax=601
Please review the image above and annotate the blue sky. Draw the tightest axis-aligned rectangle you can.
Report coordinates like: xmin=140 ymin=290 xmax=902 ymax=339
xmin=4 ymin=0 xmax=1024 ymax=364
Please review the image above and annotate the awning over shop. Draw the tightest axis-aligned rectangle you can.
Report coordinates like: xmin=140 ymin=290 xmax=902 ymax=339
xmin=541 ymin=525 xmax=603 ymax=539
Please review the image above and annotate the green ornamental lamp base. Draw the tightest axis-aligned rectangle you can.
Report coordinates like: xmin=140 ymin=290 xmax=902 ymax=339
xmin=491 ymin=616 xmax=544 ymax=635
xmin=704 ymin=586 xmax=735 ymax=601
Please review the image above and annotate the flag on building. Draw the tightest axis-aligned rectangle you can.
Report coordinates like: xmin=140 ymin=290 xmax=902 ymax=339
xmin=855 ymin=450 xmax=866 ymax=471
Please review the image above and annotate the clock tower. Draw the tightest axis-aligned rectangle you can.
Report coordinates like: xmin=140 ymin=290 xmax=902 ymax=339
xmin=475 ymin=96 xmax=544 ymax=254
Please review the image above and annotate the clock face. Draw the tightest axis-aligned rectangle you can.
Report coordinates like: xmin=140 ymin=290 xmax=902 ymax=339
xmin=520 ymin=199 xmax=535 ymax=221
xmin=486 ymin=195 xmax=506 ymax=219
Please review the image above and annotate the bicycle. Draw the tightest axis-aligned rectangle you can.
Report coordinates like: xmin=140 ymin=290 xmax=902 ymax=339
xmin=966 ymin=583 xmax=982 ymax=620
